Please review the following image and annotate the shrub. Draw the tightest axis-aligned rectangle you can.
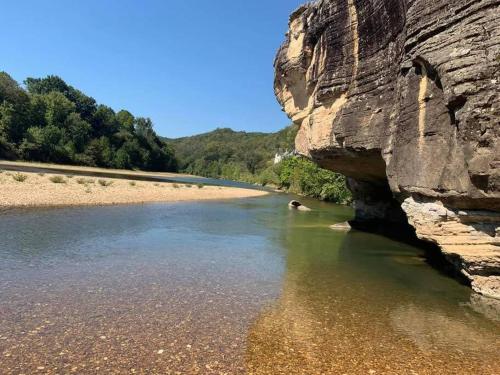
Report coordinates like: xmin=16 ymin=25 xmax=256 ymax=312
xmin=129 ymin=181 xmax=136 ymax=186
xmin=276 ymin=156 xmax=352 ymax=204
xmin=12 ymin=173 xmax=28 ymax=182
xmin=37 ymin=173 xmax=45 ymax=177
xmin=49 ymin=175 xmax=66 ymax=183
xmin=153 ymin=183 xmax=159 ymax=187
xmin=197 ymin=183 xmax=204 ymax=189
xmin=66 ymin=174 xmax=74 ymax=178
xmin=76 ymin=178 xmax=95 ymax=185
xmin=172 ymin=183 xmax=180 ymax=188
xmin=98 ymin=179 xmax=113 ymax=186
xmin=256 ymin=166 xmax=280 ymax=187
xmin=185 ymin=184 xmax=192 ymax=188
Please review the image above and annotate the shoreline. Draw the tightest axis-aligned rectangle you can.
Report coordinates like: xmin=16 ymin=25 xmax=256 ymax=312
xmin=0 ymin=160 xmax=192 ymax=181
xmin=0 ymin=170 xmax=268 ymax=210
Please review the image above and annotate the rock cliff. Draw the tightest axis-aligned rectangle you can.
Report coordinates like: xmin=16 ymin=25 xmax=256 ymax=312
xmin=274 ymin=0 xmax=500 ymax=297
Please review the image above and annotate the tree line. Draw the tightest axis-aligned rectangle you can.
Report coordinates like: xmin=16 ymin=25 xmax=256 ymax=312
xmin=166 ymin=126 xmax=352 ymax=203
xmin=0 ymin=72 xmax=177 ymax=171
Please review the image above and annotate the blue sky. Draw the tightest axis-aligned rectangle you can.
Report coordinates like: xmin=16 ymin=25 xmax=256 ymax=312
xmin=0 ymin=0 xmax=304 ymax=138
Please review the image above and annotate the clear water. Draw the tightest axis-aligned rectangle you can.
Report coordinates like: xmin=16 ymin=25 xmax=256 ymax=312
xmin=0 ymin=194 xmax=498 ymax=374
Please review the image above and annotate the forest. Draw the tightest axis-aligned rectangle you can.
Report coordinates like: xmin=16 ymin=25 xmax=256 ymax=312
xmin=0 ymin=72 xmax=177 ymax=171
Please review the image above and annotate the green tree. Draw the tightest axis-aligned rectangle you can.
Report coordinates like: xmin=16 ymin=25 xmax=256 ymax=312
xmin=25 ymin=75 xmax=97 ymax=122
xmin=114 ymin=147 xmax=132 ymax=169
xmin=83 ymin=137 xmax=113 ymax=167
xmin=92 ymin=105 xmax=118 ymax=138
xmin=0 ymin=103 xmax=26 ymax=144
xmin=0 ymin=72 xmax=31 ymax=143
xmin=19 ymin=126 xmax=68 ymax=162
xmin=42 ymin=92 xmax=75 ymax=128
xmin=65 ymin=113 xmax=91 ymax=152
xmin=116 ymin=110 xmax=135 ymax=132
xmin=25 ymin=75 xmax=69 ymax=95
xmin=19 ymin=127 xmax=45 ymax=160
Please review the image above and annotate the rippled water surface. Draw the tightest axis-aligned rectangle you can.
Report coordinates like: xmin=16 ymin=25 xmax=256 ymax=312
xmin=0 ymin=194 xmax=498 ymax=374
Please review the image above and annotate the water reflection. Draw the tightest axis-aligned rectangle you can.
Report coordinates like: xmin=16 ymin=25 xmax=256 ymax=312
xmin=246 ymin=201 xmax=500 ymax=374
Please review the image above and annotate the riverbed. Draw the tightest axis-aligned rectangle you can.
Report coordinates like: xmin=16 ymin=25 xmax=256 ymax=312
xmin=0 ymin=193 xmax=498 ymax=374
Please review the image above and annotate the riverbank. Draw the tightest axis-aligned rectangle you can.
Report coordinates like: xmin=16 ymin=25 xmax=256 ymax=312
xmin=0 ymin=160 xmax=190 ymax=180
xmin=0 ymin=170 xmax=268 ymax=209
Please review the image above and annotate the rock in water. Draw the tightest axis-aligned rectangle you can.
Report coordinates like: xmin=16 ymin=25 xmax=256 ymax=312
xmin=288 ymin=200 xmax=311 ymax=211
xmin=274 ymin=0 xmax=499 ymax=297
xmin=330 ymin=222 xmax=352 ymax=231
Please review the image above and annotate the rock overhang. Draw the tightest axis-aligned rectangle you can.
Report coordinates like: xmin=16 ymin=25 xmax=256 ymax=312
xmin=274 ymin=0 xmax=500 ymax=298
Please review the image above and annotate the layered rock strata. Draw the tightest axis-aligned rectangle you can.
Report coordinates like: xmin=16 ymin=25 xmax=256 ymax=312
xmin=274 ymin=0 xmax=500 ymax=297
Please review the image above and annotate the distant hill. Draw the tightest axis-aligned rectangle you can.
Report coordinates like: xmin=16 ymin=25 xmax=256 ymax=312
xmin=164 ymin=125 xmax=298 ymax=179
xmin=165 ymin=125 xmax=351 ymax=203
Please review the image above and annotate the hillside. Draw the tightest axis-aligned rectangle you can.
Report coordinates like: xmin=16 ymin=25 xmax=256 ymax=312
xmin=166 ymin=125 xmax=351 ymax=204
xmin=164 ymin=125 xmax=298 ymax=180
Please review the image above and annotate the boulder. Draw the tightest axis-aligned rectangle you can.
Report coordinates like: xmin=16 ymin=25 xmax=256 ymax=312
xmin=330 ymin=221 xmax=352 ymax=231
xmin=288 ymin=200 xmax=311 ymax=211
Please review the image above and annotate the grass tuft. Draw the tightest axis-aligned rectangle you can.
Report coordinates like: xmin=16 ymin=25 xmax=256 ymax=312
xmin=12 ymin=173 xmax=28 ymax=182
xmin=77 ymin=177 xmax=95 ymax=184
xmin=129 ymin=181 xmax=136 ymax=186
xmin=98 ymin=179 xmax=113 ymax=187
xmin=49 ymin=175 xmax=66 ymax=184
xmin=172 ymin=183 xmax=180 ymax=188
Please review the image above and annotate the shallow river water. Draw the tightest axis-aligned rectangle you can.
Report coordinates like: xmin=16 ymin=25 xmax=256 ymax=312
xmin=0 ymin=193 xmax=498 ymax=374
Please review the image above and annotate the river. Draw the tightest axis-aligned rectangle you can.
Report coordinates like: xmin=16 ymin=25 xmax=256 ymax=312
xmin=0 ymin=192 xmax=498 ymax=374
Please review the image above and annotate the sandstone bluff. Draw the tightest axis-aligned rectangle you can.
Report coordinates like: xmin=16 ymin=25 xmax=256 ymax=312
xmin=274 ymin=0 xmax=499 ymax=298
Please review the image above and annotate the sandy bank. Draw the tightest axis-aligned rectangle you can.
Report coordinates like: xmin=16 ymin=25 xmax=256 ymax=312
xmin=0 ymin=171 xmax=268 ymax=209
xmin=0 ymin=160 xmax=191 ymax=180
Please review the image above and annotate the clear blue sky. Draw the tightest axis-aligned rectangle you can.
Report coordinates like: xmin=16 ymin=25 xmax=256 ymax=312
xmin=0 ymin=0 xmax=304 ymax=138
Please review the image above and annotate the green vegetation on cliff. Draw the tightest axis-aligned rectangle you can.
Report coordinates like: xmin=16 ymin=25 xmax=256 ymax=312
xmin=167 ymin=127 xmax=352 ymax=204
xmin=0 ymin=72 xmax=177 ymax=171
